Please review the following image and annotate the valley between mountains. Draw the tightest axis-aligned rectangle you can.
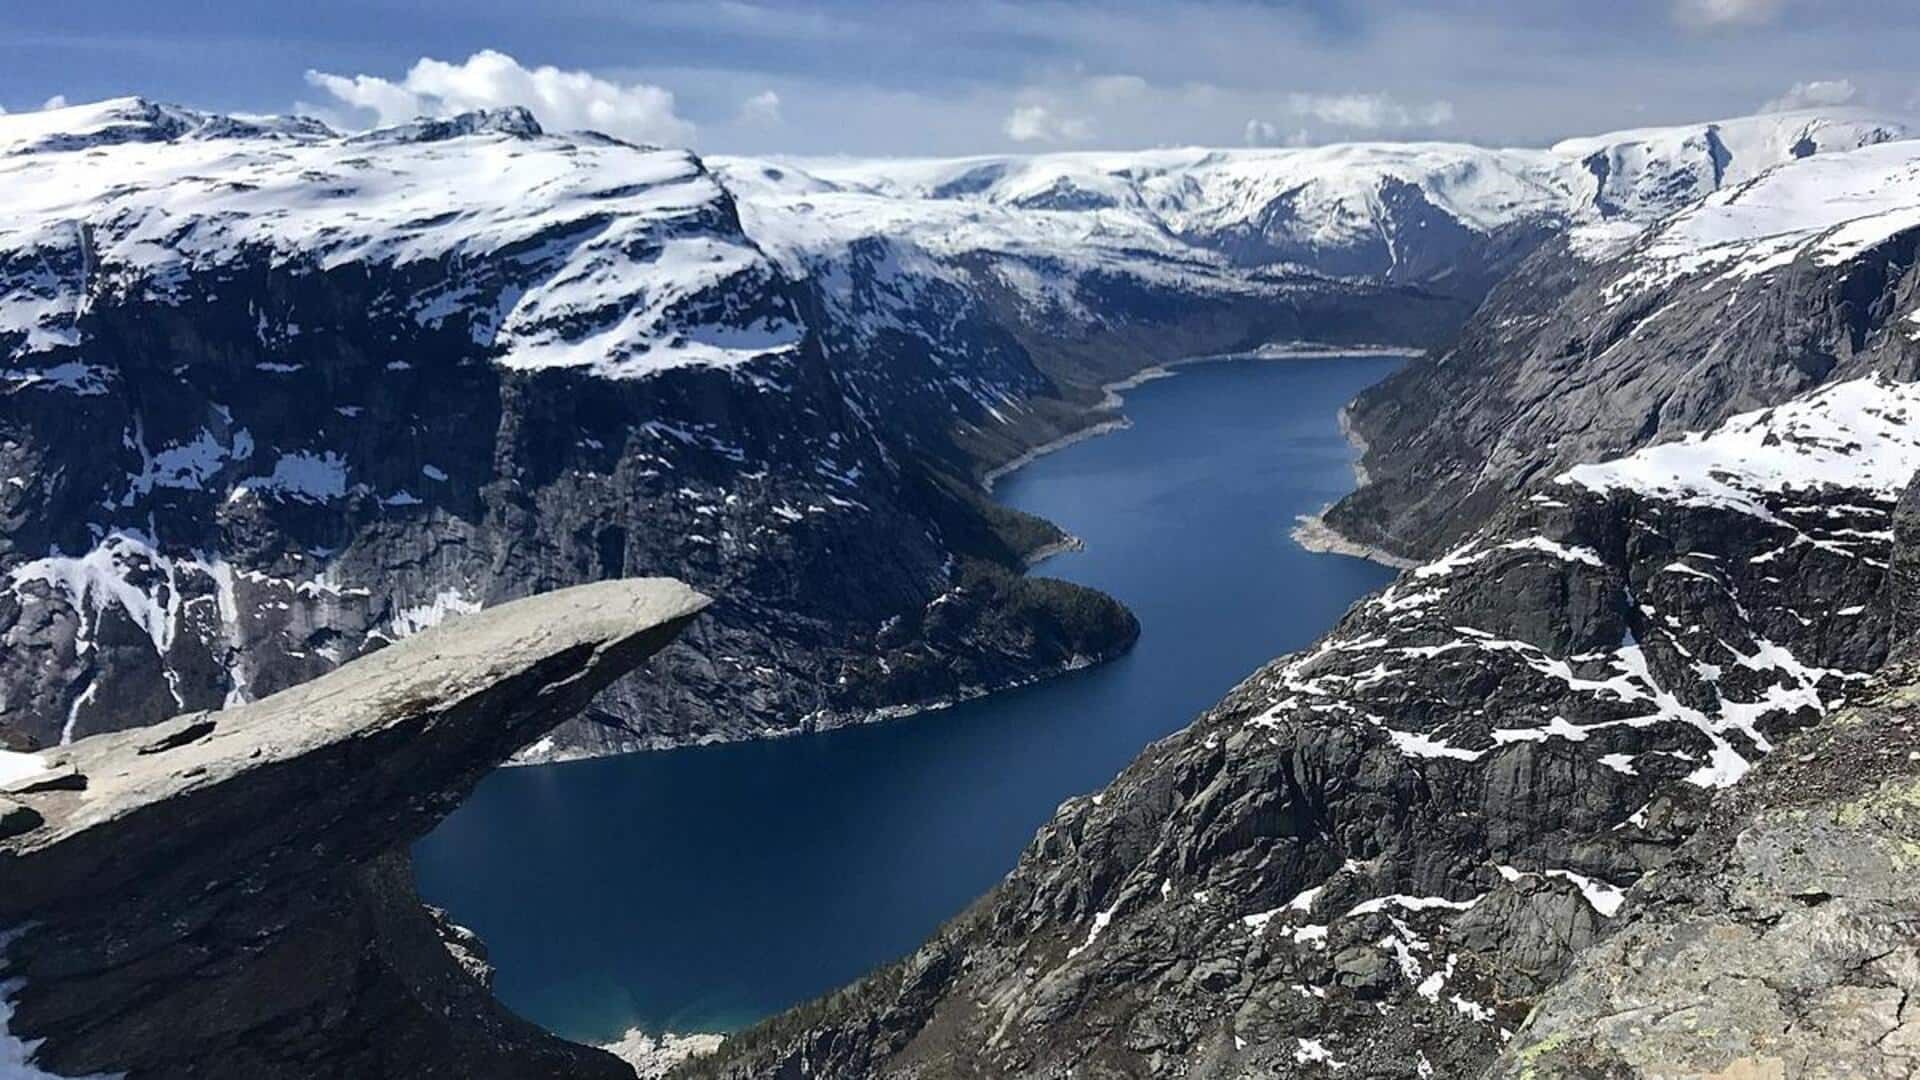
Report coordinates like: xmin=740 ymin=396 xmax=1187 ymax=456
xmin=4 ymin=93 xmax=1920 ymax=1079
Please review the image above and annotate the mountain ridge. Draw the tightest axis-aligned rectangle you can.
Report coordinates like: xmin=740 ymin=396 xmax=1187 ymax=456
xmin=2 ymin=91 xmax=1920 ymax=1079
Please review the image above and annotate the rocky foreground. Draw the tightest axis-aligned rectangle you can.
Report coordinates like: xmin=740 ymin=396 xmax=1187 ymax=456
xmin=0 ymin=579 xmax=706 ymax=1079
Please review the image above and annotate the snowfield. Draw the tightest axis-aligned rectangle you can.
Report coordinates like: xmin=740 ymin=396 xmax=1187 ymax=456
xmin=1606 ymin=137 xmax=1920 ymax=294
xmin=717 ymin=107 xmax=1905 ymax=287
xmin=1563 ymin=374 xmax=1920 ymax=520
xmin=0 ymin=750 xmax=49 ymax=787
xmin=0 ymin=97 xmax=802 ymax=380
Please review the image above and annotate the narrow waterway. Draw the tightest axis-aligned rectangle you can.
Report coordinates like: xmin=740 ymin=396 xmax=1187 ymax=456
xmin=413 ymin=353 xmax=1403 ymax=1043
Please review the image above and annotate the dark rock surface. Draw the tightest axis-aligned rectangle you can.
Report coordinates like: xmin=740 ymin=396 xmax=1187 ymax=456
xmin=1485 ymin=472 xmax=1920 ymax=1077
xmin=0 ymin=579 xmax=706 ymax=1079
xmin=679 ymin=428 xmax=1909 ymax=1077
xmin=1490 ymin=657 xmax=1920 ymax=1078
xmin=1327 ymin=221 xmax=1920 ymax=563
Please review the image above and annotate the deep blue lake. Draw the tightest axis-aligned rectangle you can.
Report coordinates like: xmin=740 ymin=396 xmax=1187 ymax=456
xmin=412 ymin=354 xmax=1403 ymax=1043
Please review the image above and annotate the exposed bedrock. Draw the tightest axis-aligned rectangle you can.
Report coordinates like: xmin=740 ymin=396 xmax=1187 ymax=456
xmin=0 ymin=578 xmax=708 ymax=1079
xmin=678 ymin=425 xmax=1913 ymax=1077
xmin=1328 ymin=219 xmax=1920 ymax=564
xmin=1488 ymin=468 xmax=1920 ymax=1077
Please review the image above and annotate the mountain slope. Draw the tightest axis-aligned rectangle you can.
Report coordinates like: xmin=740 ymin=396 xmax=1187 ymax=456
xmin=0 ymin=97 xmax=1136 ymax=755
xmin=1328 ymin=131 xmax=1920 ymax=562
xmin=0 ymin=97 xmax=1904 ymax=761
xmin=682 ymin=374 xmax=1915 ymax=1079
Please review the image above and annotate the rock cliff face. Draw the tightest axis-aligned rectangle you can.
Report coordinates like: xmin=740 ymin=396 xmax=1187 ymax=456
xmin=0 ymin=98 xmax=1140 ymax=759
xmin=1328 ymin=137 xmax=1920 ymax=562
xmin=1488 ymin=483 xmax=1920 ymax=1077
xmin=1488 ymin=651 xmax=1920 ymax=1079
xmin=0 ymin=579 xmax=706 ymax=1079
xmin=680 ymin=383 xmax=1918 ymax=1076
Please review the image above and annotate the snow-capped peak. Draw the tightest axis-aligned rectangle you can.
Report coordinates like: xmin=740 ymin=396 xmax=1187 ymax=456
xmin=346 ymin=106 xmax=544 ymax=146
xmin=0 ymin=98 xmax=802 ymax=380
xmin=1593 ymin=135 xmax=1920 ymax=294
xmin=0 ymin=96 xmax=335 ymax=155
xmin=717 ymin=106 xmax=1911 ymax=296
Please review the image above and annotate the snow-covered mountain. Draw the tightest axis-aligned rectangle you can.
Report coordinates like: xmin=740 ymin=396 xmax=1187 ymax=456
xmin=0 ymin=96 xmax=1909 ymax=758
xmin=0 ymin=97 xmax=1135 ymax=753
xmin=0 ymin=97 xmax=799 ymax=382
xmin=1328 ymin=129 xmax=1920 ymax=563
xmin=716 ymin=107 xmax=1905 ymax=300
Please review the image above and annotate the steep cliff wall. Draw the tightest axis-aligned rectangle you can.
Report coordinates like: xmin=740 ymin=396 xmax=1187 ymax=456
xmin=1329 ymin=138 xmax=1920 ymax=561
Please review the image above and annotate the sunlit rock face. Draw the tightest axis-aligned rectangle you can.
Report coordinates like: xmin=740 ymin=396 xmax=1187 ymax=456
xmin=0 ymin=579 xmax=706 ymax=1079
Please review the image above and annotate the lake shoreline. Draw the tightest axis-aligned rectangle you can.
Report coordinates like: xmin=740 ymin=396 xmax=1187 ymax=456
xmin=982 ymin=343 xmax=1416 ymax=493
xmin=417 ymin=355 xmax=1407 ymax=1045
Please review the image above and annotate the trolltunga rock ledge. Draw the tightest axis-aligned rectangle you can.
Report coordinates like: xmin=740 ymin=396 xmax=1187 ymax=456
xmin=0 ymin=578 xmax=709 ymax=1080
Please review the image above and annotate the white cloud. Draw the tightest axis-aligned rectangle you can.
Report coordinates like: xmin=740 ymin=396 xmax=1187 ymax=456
xmin=1673 ymin=0 xmax=1784 ymax=27
xmin=1085 ymin=74 xmax=1148 ymax=105
xmin=1282 ymin=92 xmax=1454 ymax=131
xmin=305 ymin=49 xmax=694 ymax=146
xmin=1243 ymin=119 xmax=1312 ymax=147
xmin=738 ymin=90 xmax=783 ymax=126
xmin=1759 ymin=78 xmax=1856 ymax=113
xmin=1003 ymin=103 xmax=1093 ymax=143
xmin=39 ymin=95 xmax=68 ymax=111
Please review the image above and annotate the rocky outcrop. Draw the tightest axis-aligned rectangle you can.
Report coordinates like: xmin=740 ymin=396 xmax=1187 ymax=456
xmin=0 ymin=578 xmax=707 ymax=1079
xmin=1483 ymin=473 xmax=1920 ymax=1077
xmin=681 ymin=386 xmax=1913 ymax=1078
xmin=1490 ymin=664 xmax=1920 ymax=1077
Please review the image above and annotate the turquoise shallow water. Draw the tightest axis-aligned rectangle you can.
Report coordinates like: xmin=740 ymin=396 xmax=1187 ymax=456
xmin=412 ymin=354 xmax=1403 ymax=1042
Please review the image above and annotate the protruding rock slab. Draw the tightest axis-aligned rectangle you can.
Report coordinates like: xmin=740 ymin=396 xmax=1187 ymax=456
xmin=1 ymin=578 xmax=708 ymax=1080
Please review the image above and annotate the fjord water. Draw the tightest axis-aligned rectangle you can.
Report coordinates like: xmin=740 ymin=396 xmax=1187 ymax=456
xmin=413 ymin=354 xmax=1402 ymax=1043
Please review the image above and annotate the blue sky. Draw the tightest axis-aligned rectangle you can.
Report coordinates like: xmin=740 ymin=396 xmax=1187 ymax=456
xmin=4 ymin=1 xmax=1917 ymax=155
